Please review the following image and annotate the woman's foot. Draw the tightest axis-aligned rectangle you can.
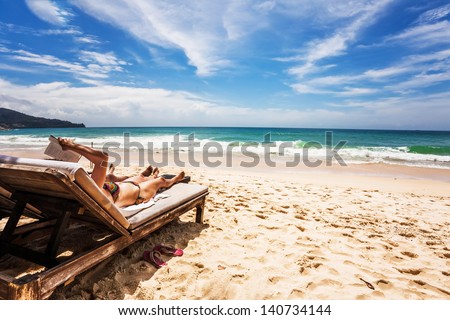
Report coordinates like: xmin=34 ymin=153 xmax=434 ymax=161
xmin=57 ymin=137 xmax=76 ymax=151
xmin=174 ymin=171 xmax=185 ymax=183
xmin=140 ymin=165 xmax=153 ymax=177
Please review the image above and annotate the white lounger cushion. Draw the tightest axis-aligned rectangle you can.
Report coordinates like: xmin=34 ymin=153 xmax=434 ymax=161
xmin=0 ymin=155 xmax=81 ymax=177
xmin=124 ymin=183 xmax=208 ymax=229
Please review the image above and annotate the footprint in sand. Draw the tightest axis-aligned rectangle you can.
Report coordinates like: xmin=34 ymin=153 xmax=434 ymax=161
xmin=412 ymin=280 xmax=450 ymax=297
xmin=231 ymin=273 xmax=247 ymax=285
xmin=426 ymin=240 xmax=443 ymax=246
xmin=401 ymin=251 xmax=419 ymax=258
xmin=396 ymin=268 xmax=423 ymax=275
xmin=235 ymin=202 xmax=249 ymax=208
xmin=414 ymin=280 xmax=427 ymax=286
xmin=288 ymin=289 xmax=305 ymax=299
xmin=342 ymin=233 xmax=354 ymax=238
xmin=271 ymin=205 xmax=288 ymax=214
xmin=260 ymin=224 xmax=280 ymax=230
xmin=306 ymin=279 xmax=342 ymax=292
xmin=268 ymin=276 xmax=285 ymax=285
xmin=376 ymin=279 xmax=393 ymax=290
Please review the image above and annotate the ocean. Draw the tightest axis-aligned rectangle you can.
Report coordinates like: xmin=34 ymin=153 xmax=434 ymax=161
xmin=1 ymin=127 xmax=450 ymax=169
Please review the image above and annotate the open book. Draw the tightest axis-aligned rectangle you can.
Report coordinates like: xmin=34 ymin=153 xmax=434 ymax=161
xmin=44 ymin=135 xmax=81 ymax=162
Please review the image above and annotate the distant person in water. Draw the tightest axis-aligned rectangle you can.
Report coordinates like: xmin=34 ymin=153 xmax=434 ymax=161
xmin=57 ymin=137 xmax=185 ymax=208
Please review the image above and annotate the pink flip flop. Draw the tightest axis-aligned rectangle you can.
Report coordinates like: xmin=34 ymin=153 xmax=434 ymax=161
xmin=153 ymin=244 xmax=184 ymax=257
xmin=143 ymin=250 xmax=167 ymax=268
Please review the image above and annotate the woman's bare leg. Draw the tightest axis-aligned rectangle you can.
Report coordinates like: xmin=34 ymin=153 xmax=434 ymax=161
xmin=138 ymin=171 xmax=185 ymax=201
xmin=121 ymin=166 xmax=158 ymax=184
xmin=57 ymin=138 xmax=108 ymax=188
xmin=104 ymin=164 xmax=128 ymax=182
xmin=105 ymin=173 xmax=130 ymax=182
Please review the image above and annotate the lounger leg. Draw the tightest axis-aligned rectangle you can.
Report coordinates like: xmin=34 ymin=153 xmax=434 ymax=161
xmin=0 ymin=200 xmax=26 ymax=251
xmin=45 ymin=208 xmax=73 ymax=258
xmin=195 ymin=197 xmax=205 ymax=224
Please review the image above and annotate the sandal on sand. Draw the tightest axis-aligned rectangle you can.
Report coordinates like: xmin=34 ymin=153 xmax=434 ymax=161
xmin=143 ymin=250 xmax=167 ymax=268
xmin=153 ymin=244 xmax=184 ymax=257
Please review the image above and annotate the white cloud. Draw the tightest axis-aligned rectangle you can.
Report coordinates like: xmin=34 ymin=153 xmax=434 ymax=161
xmin=286 ymin=0 xmax=393 ymax=78
xmin=335 ymin=87 xmax=378 ymax=96
xmin=65 ymin=0 xmax=398 ymax=78
xmin=0 ymin=21 xmax=36 ymax=34
xmin=25 ymin=0 xmax=71 ymax=26
xmin=38 ymin=28 xmax=101 ymax=45
xmin=405 ymin=48 xmax=450 ymax=64
xmin=1 ymin=78 xmax=449 ymax=130
xmin=11 ymin=50 xmax=90 ymax=76
xmin=72 ymin=0 xmax=377 ymax=77
xmin=387 ymin=21 xmax=450 ymax=47
xmin=4 ymin=49 xmax=127 ymax=80
xmin=0 ymin=63 xmax=40 ymax=73
xmin=309 ymin=75 xmax=358 ymax=86
xmin=39 ymin=28 xmax=81 ymax=36
xmin=75 ymin=36 xmax=101 ymax=44
xmin=307 ymin=34 xmax=348 ymax=62
xmin=222 ymin=1 xmax=272 ymax=40
xmin=415 ymin=3 xmax=450 ymax=24
xmin=388 ymin=71 xmax=450 ymax=91
xmin=291 ymin=47 xmax=450 ymax=95
xmin=339 ymin=91 xmax=450 ymax=128
xmin=290 ymin=83 xmax=330 ymax=94
xmin=0 ymin=45 xmax=10 ymax=53
xmin=70 ymin=0 xmax=240 ymax=76
xmin=79 ymin=51 xmax=127 ymax=67
xmin=275 ymin=0 xmax=382 ymax=20
xmin=363 ymin=66 xmax=412 ymax=79
xmin=0 ymin=78 xmax=325 ymax=127
xmin=285 ymin=2 xmax=450 ymax=99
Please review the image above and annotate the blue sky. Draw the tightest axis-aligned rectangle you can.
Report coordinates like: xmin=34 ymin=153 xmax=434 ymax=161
xmin=0 ymin=0 xmax=450 ymax=130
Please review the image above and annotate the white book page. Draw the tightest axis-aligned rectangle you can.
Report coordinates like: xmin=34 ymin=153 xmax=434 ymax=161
xmin=44 ymin=136 xmax=81 ymax=162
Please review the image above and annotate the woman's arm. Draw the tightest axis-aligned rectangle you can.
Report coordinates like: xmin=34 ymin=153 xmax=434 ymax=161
xmin=58 ymin=137 xmax=109 ymax=188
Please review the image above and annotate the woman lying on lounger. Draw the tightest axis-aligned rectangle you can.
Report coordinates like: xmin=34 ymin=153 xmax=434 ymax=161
xmin=57 ymin=137 xmax=185 ymax=208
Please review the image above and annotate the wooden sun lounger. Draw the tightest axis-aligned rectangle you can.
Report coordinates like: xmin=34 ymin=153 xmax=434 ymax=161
xmin=0 ymin=155 xmax=208 ymax=299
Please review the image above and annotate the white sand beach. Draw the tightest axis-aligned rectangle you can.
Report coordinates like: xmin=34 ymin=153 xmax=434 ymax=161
xmin=32 ymin=161 xmax=448 ymax=300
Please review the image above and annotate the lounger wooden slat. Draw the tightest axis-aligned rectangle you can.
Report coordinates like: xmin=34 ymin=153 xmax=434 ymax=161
xmin=0 ymin=155 xmax=208 ymax=299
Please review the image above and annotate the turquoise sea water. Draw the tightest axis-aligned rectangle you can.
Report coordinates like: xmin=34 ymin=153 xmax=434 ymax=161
xmin=1 ymin=127 xmax=450 ymax=169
